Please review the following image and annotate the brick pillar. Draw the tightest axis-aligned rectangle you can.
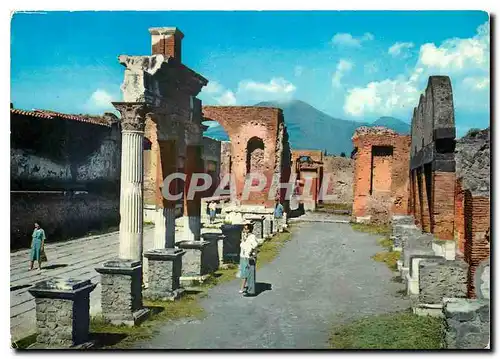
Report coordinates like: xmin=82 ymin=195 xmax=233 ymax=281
xmin=464 ymin=192 xmax=490 ymax=297
xmin=412 ymin=170 xmax=421 ymax=227
xmin=352 ymin=143 xmax=371 ymax=220
xmin=432 ymin=171 xmax=455 ymax=240
xmin=454 ymin=178 xmax=465 ymax=255
xmin=155 ymin=140 xmax=177 ymax=249
xmin=417 ymin=167 xmax=431 ymax=232
xmin=183 ymin=144 xmax=203 ymax=241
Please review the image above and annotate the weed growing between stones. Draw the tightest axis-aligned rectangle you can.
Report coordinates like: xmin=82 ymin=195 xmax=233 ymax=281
xmin=350 ymin=223 xmax=391 ymax=236
xmin=328 ymin=311 xmax=445 ymax=349
xmin=372 ymin=251 xmax=400 ymax=271
xmin=377 ymin=236 xmax=393 ymax=249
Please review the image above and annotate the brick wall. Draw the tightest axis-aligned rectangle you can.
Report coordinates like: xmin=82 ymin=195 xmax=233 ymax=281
xmin=464 ymin=192 xmax=490 ymax=297
xmin=352 ymin=127 xmax=410 ymax=222
xmin=455 ymin=178 xmax=465 ymax=255
xmin=433 ymin=171 xmax=456 ymax=240
xmin=322 ymin=156 xmax=354 ymax=205
xmin=203 ymin=106 xmax=287 ymax=207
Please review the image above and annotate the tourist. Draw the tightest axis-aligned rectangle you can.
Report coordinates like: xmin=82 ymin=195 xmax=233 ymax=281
xmin=274 ymin=199 xmax=284 ymax=232
xmin=239 ymin=223 xmax=259 ymax=295
xmin=29 ymin=221 xmax=46 ymax=271
xmin=208 ymin=201 xmax=217 ymax=224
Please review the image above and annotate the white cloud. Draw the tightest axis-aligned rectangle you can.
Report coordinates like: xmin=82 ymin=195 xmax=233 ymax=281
xmin=344 ymin=77 xmax=420 ymax=117
xmin=216 ymin=90 xmax=237 ymax=105
xmin=343 ymin=21 xmax=490 ymax=118
xmin=239 ymin=77 xmax=296 ymax=94
xmin=203 ymin=81 xmax=225 ymax=94
xmin=200 ymin=77 xmax=297 ymax=105
xmin=388 ymin=42 xmax=414 ymax=57
xmin=364 ymin=61 xmax=379 ymax=74
xmin=294 ymin=65 xmax=304 ymax=77
xmin=332 ymin=59 xmax=354 ymax=88
xmin=463 ymin=76 xmax=490 ymax=91
xmin=331 ymin=32 xmax=374 ymax=48
xmin=84 ymin=89 xmax=116 ymax=113
xmin=418 ymin=22 xmax=489 ymax=71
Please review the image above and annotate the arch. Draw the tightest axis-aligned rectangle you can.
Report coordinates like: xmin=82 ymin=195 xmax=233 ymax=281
xmin=246 ymin=136 xmax=265 ymax=174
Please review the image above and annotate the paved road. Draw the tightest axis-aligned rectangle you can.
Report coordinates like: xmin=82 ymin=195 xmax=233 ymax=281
xmin=136 ymin=219 xmax=410 ymax=349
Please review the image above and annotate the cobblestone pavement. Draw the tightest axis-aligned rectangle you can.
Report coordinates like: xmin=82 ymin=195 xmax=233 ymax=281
xmin=135 ymin=217 xmax=410 ymax=349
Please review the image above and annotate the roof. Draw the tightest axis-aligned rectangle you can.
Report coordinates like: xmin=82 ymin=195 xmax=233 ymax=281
xmin=10 ymin=108 xmax=115 ymax=127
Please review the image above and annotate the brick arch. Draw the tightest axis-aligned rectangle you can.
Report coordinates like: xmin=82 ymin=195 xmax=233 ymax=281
xmin=246 ymin=136 xmax=265 ymax=174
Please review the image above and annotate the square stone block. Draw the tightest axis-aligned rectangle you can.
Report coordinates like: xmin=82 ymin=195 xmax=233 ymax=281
xmin=28 ymin=277 xmax=97 ymax=348
xmin=202 ymin=232 xmax=223 ymax=265
xmin=177 ymin=240 xmax=218 ymax=277
xmin=95 ymin=259 xmax=149 ymax=326
xmin=220 ymin=224 xmax=244 ymax=263
xmin=144 ymin=248 xmax=185 ymax=301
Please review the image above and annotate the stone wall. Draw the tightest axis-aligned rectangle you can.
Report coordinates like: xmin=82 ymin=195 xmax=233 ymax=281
xmin=322 ymin=156 xmax=354 ymax=205
xmin=408 ymin=76 xmax=456 ymax=240
xmin=203 ymin=106 xmax=290 ymax=207
xmin=443 ymin=298 xmax=490 ymax=349
xmin=352 ymin=126 xmax=410 ymax=223
xmin=418 ymin=258 xmax=468 ymax=304
xmin=10 ymin=109 xmax=122 ymax=249
xmin=11 ymin=192 xmax=119 ymax=249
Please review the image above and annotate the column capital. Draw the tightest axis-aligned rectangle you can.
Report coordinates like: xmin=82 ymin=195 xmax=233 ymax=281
xmin=113 ymin=102 xmax=148 ymax=132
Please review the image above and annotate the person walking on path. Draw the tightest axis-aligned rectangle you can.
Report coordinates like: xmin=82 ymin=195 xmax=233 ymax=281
xmin=239 ymin=223 xmax=259 ymax=295
xmin=29 ymin=221 xmax=46 ymax=271
xmin=208 ymin=201 xmax=217 ymax=224
xmin=274 ymin=199 xmax=285 ymax=233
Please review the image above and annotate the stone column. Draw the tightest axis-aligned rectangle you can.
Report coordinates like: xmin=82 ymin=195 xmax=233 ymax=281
xmin=154 ymin=207 xmax=176 ymax=248
xmin=115 ymin=102 xmax=148 ymax=261
xmin=95 ymin=102 xmax=149 ymax=326
xmin=28 ymin=278 xmax=97 ymax=349
xmin=183 ymin=144 xmax=203 ymax=241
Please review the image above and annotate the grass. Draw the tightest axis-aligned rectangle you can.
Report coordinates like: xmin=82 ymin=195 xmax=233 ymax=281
xmin=377 ymin=236 xmax=393 ymax=250
xmin=316 ymin=203 xmax=352 ymax=212
xmin=256 ymin=230 xmax=292 ymax=269
xmin=329 ymin=311 xmax=445 ymax=349
xmin=371 ymin=251 xmax=401 ymax=271
xmin=89 ymin=293 xmax=206 ymax=349
xmin=350 ymin=223 xmax=391 ymax=236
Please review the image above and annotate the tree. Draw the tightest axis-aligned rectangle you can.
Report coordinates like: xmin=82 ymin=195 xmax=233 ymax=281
xmin=340 ymin=152 xmax=346 ymax=157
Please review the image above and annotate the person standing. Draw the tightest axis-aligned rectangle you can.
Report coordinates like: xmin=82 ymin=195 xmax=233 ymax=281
xmin=29 ymin=221 xmax=46 ymax=271
xmin=239 ymin=223 xmax=259 ymax=295
xmin=208 ymin=201 xmax=217 ymax=224
xmin=274 ymin=199 xmax=284 ymax=233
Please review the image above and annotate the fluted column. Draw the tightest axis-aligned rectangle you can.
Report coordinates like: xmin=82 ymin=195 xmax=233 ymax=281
xmin=113 ymin=102 xmax=148 ymax=261
xmin=154 ymin=207 xmax=176 ymax=248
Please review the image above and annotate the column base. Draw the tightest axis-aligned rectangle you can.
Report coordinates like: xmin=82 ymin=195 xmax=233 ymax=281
xmin=143 ymin=248 xmax=185 ymax=301
xmin=95 ymin=259 xmax=150 ymax=327
xmin=177 ymin=240 xmax=218 ymax=277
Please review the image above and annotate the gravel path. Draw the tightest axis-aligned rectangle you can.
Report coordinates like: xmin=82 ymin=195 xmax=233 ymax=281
xmin=136 ymin=219 xmax=410 ymax=349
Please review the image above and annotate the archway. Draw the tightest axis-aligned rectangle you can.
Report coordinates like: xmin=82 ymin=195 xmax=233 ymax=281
xmin=246 ymin=137 xmax=265 ymax=175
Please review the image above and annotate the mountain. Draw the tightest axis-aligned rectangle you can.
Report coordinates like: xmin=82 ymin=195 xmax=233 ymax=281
xmin=203 ymin=99 xmax=410 ymax=155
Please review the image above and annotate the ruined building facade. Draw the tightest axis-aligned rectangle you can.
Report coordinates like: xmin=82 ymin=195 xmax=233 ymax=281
xmin=202 ymin=106 xmax=291 ymax=208
xmin=352 ymin=126 xmax=411 ymax=224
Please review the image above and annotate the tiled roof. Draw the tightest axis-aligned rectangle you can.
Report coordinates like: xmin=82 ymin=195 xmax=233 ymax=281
xmin=10 ymin=108 xmax=113 ymax=127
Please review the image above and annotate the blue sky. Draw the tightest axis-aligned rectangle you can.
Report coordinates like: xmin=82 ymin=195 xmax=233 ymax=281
xmin=11 ymin=11 xmax=490 ymax=137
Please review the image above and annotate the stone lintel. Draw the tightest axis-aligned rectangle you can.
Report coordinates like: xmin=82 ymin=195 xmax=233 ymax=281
xmin=28 ymin=277 xmax=97 ymax=300
xmin=434 ymin=127 xmax=456 ymax=140
xmin=432 ymin=159 xmax=456 ymax=172
xmin=177 ymin=240 xmax=210 ymax=250
xmin=144 ymin=248 xmax=186 ymax=261
xmin=95 ymin=259 xmax=142 ymax=275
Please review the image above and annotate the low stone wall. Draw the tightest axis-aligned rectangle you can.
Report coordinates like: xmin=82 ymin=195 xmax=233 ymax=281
xmin=419 ymin=258 xmax=468 ymax=304
xmin=443 ymin=298 xmax=490 ymax=349
xmin=11 ymin=191 xmax=119 ymax=249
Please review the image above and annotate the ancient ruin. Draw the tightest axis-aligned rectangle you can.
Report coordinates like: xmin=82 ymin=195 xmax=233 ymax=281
xmin=352 ymin=126 xmax=410 ymax=224
xmin=290 ymin=149 xmax=324 ymax=211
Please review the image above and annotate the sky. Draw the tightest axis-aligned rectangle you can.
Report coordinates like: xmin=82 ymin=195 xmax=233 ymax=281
xmin=11 ymin=11 xmax=490 ymax=137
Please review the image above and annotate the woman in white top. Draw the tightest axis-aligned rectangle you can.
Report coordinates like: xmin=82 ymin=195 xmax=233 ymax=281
xmin=239 ymin=223 xmax=259 ymax=294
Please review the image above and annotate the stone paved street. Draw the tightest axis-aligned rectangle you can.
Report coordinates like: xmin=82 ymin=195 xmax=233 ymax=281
xmin=136 ymin=218 xmax=410 ymax=349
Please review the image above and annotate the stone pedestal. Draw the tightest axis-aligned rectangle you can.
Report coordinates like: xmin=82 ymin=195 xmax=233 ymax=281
xmin=95 ymin=259 xmax=149 ymax=326
xmin=263 ymin=218 xmax=272 ymax=239
xmin=246 ymin=215 xmax=265 ymax=243
xmin=271 ymin=219 xmax=278 ymax=234
xmin=201 ymin=232 xmax=223 ymax=265
xmin=28 ymin=278 xmax=96 ymax=349
xmin=178 ymin=240 xmax=218 ymax=280
xmin=144 ymin=248 xmax=185 ymax=301
xmin=220 ymin=224 xmax=244 ymax=264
